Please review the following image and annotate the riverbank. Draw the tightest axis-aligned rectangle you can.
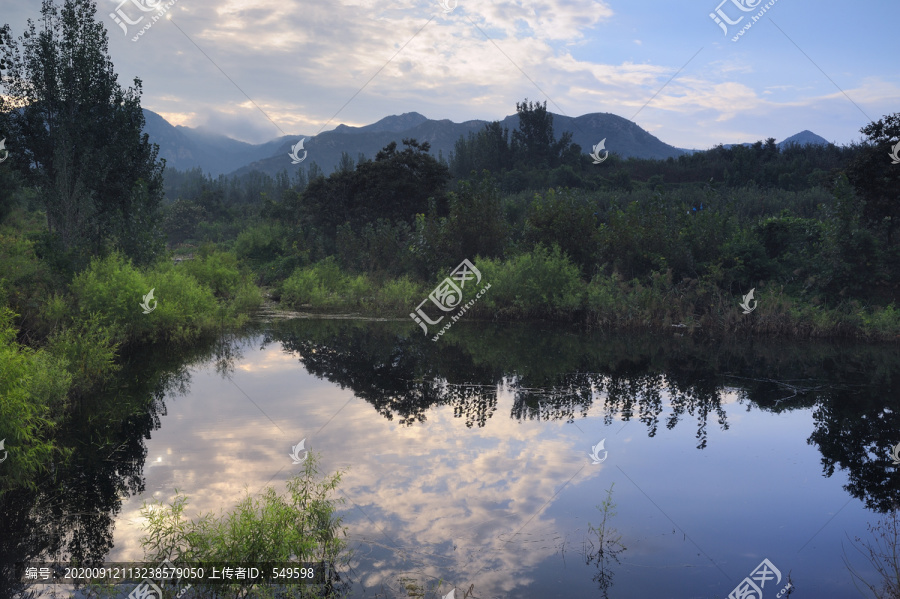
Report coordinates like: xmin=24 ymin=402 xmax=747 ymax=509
xmin=269 ymin=252 xmax=900 ymax=342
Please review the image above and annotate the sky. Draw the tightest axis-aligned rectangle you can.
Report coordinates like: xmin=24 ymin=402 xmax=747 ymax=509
xmin=1 ymin=0 xmax=898 ymax=149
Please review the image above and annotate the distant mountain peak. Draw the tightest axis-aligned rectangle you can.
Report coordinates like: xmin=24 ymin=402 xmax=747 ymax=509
xmin=333 ymin=112 xmax=429 ymax=135
xmin=778 ymin=130 xmax=830 ymax=147
xmin=366 ymin=112 xmax=429 ymax=133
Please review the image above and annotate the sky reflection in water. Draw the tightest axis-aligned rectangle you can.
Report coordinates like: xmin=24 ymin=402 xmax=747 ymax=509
xmin=105 ymin=322 xmax=890 ymax=598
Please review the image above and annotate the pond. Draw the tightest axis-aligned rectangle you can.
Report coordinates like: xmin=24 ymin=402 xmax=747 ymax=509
xmin=3 ymin=317 xmax=898 ymax=598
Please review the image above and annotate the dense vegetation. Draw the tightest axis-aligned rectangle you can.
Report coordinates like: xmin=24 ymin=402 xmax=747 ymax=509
xmin=150 ymin=103 xmax=900 ymax=340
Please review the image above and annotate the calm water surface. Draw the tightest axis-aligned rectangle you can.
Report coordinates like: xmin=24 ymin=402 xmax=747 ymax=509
xmin=4 ymin=318 xmax=898 ymax=598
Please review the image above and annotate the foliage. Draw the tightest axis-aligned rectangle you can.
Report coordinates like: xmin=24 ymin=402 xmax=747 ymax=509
xmin=510 ymin=99 xmax=581 ymax=170
xmin=137 ymin=454 xmax=348 ymax=598
xmin=585 ymin=270 xmax=689 ymax=329
xmin=449 ymin=98 xmax=581 ymax=177
xmin=162 ymin=199 xmax=208 ymax=245
xmin=0 ymin=0 xmax=165 ymax=263
xmin=281 ymin=258 xmax=374 ymax=310
xmin=477 ymin=245 xmax=583 ymax=318
xmin=235 ymin=222 xmax=289 ymax=265
xmin=45 ymin=312 xmax=119 ymax=399
xmin=70 ymin=252 xmax=233 ymax=345
xmin=412 ymin=172 xmax=508 ymax=271
xmin=524 ymin=188 xmax=600 ymax=275
xmin=178 ymin=247 xmax=242 ymax=298
xmin=302 ymin=138 xmax=450 ymax=241
xmin=0 ymin=306 xmax=71 ymax=496
xmin=375 ymin=276 xmax=423 ymax=312
xmin=449 ymin=120 xmax=512 ymax=177
xmin=0 ymin=222 xmax=63 ymax=334
xmin=336 ymin=219 xmax=414 ymax=276
xmin=846 ymin=113 xmax=900 ymax=244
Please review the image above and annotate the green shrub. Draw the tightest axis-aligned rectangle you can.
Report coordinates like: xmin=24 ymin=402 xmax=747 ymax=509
xmin=70 ymin=252 xmax=222 ymax=345
xmin=524 ymin=188 xmax=599 ymax=274
xmin=376 ymin=276 xmax=423 ymax=311
xmin=280 ymin=258 xmax=373 ymax=310
xmin=230 ymin=279 xmax=265 ymax=315
xmin=344 ymin=274 xmax=375 ymax=306
xmin=585 ymin=270 xmax=689 ymax=329
xmin=0 ymin=306 xmax=71 ymax=496
xmin=46 ymin=313 xmax=120 ymax=399
xmin=178 ymin=250 xmax=241 ymax=298
xmin=859 ymin=304 xmax=900 ymax=338
xmin=137 ymin=454 xmax=347 ymax=598
xmin=478 ymin=245 xmax=583 ymax=318
xmin=234 ymin=222 xmax=286 ymax=264
xmin=281 ymin=266 xmax=327 ymax=308
xmin=0 ymin=230 xmax=62 ymax=332
xmin=162 ymin=199 xmax=207 ymax=244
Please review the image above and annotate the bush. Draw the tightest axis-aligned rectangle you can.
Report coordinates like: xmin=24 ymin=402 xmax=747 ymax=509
xmin=162 ymin=199 xmax=207 ymax=245
xmin=524 ymin=188 xmax=599 ymax=274
xmin=375 ymin=276 xmax=423 ymax=312
xmin=136 ymin=454 xmax=347 ymax=598
xmin=178 ymin=248 xmax=250 ymax=300
xmin=585 ymin=270 xmax=689 ymax=329
xmin=0 ymin=306 xmax=71 ymax=496
xmin=0 ymin=228 xmax=62 ymax=332
xmin=234 ymin=222 xmax=286 ymax=264
xmin=70 ymin=252 xmax=222 ymax=345
xmin=478 ymin=245 xmax=583 ymax=318
xmin=46 ymin=313 xmax=120 ymax=399
xmin=280 ymin=258 xmax=374 ymax=310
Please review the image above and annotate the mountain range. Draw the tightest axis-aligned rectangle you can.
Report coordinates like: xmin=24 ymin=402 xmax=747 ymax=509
xmin=141 ymin=109 xmax=832 ymax=178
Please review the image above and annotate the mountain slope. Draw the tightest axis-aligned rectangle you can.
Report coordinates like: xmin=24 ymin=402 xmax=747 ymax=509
xmin=142 ymin=109 xmax=830 ymax=179
xmin=229 ymin=111 xmax=685 ymax=178
xmin=141 ymin=109 xmax=302 ymax=176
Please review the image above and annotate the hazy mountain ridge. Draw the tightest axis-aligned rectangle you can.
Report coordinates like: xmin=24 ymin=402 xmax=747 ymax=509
xmin=141 ymin=109 xmax=831 ymax=178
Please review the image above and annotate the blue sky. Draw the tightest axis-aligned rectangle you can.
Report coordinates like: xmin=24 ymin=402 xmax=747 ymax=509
xmin=2 ymin=0 xmax=898 ymax=149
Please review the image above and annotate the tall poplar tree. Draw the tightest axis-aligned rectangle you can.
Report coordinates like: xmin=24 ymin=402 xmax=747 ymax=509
xmin=0 ymin=0 xmax=164 ymax=264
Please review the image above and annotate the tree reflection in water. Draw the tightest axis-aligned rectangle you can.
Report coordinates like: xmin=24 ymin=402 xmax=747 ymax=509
xmin=267 ymin=319 xmax=900 ymax=512
xmin=3 ymin=318 xmax=898 ymax=599
xmin=0 ymin=336 xmax=241 ymax=599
